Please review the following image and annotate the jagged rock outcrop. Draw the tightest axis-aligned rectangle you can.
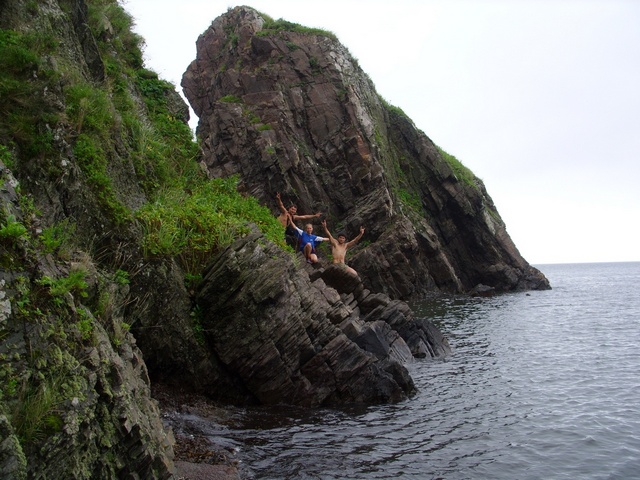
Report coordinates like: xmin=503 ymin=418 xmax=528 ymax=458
xmin=195 ymin=227 xmax=449 ymax=407
xmin=182 ymin=6 xmax=550 ymax=299
xmin=0 ymin=161 xmax=174 ymax=479
xmin=1 ymin=1 xmax=449 ymax=474
xmin=320 ymin=264 xmax=450 ymax=359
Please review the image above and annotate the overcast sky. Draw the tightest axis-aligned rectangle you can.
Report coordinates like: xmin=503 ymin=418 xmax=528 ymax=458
xmin=123 ymin=0 xmax=640 ymax=265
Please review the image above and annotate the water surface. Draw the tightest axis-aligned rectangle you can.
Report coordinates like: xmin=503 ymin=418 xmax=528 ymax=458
xmin=190 ymin=262 xmax=640 ymax=479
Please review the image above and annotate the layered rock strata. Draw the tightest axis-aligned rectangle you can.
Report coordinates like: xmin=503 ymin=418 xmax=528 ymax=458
xmin=0 ymin=163 xmax=174 ymax=479
xmin=196 ymin=228 xmax=450 ymax=407
xmin=183 ymin=6 xmax=550 ymax=299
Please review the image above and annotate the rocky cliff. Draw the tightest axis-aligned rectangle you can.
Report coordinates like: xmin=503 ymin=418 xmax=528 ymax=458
xmin=182 ymin=7 xmax=550 ymax=299
xmin=0 ymin=1 xmax=544 ymax=478
xmin=0 ymin=0 xmax=180 ymax=477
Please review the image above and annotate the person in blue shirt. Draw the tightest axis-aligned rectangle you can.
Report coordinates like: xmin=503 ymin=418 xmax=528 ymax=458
xmin=290 ymin=221 xmax=329 ymax=264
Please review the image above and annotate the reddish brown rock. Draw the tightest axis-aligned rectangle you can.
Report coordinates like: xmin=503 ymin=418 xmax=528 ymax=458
xmin=182 ymin=7 xmax=550 ymax=299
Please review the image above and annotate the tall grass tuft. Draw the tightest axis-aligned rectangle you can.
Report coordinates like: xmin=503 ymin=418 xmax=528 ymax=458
xmin=437 ymin=146 xmax=478 ymax=189
xmin=12 ymin=375 xmax=64 ymax=447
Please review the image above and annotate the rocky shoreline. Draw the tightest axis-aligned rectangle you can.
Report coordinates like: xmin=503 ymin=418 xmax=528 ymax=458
xmin=153 ymin=384 xmax=242 ymax=480
xmin=194 ymin=230 xmax=451 ymax=407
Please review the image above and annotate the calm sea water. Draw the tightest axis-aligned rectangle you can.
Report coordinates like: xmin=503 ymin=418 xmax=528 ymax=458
xmin=193 ymin=262 xmax=640 ymax=479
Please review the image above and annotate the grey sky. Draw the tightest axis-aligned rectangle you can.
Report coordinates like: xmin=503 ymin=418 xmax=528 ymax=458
xmin=124 ymin=0 xmax=640 ymax=264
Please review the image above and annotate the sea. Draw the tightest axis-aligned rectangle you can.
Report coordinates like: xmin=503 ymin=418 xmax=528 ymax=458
xmin=183 ymin=262 xmax=640 ymax=479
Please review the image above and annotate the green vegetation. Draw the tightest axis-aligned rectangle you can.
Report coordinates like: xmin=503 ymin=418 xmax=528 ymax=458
xmin=255 ymin=13 xmax=338 ymax=41
xmin=190 ymin=305 xmax=205 ymax=345
xmin=219 ymin=94 xmax=243 ymax=103
xmin=0 ymin=214 xmax=28 ymax=244
xmin=65 ymin=83 xmax=114 ymax=135
xmin=373 ymin=117 xmax=424 ymax=216
xmin=309 ymin=57 xmax=320 ymax=73
xmin=437 ymin=146 xmax=478 ymax=188
xmin=247 ymin=112 xmax=261 ymax=124
xmin=11 ymin=374 xmax=65 ymax=446
xmin=38 ymin=219 xmax=77 ymax=256
xmin=87 ymin=0 xmax=144 ymax=70
xmin=376 ymin=98 xmax=479 ymax=214
xmin=2 ymin=0 xmax=289 ymax=293
xmin=113 ymin=269 xmax=130 ymax=286
xmin=0 ymin=29 xmax=59 ymax=159
xmin=0 ymin=0 xmax=309 ymax=462
xmin=37 ymin=270 xmax=89 ymax=306
xmin=137 ymin=176 xmax=284 ymax=275
xmin=73 ymin=133 xmax=131 ymax=223
xmin=222 ymin=24 xmax=239 ymax=49
xmin=76 ymin=308 xmax=95 ymax=341
xmin=0 ymin=144 xmax=12 ymax=166
xmin=2 ymin=241 xmax=99 ymax=452
xmin=397 ymin=188 xmax=423 ymax=213
xmin=379 ymin=95 xmax=408 ymax=119
xmin=132 ymin=71 xmax=201 ymax=196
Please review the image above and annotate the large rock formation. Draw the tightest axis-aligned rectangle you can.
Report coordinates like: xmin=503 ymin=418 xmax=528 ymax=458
xmin=0 ymin=0 xmax=180 ymax=477
xmin=195 ymin=227 xmax=449 ymax=407
xmin=182 ymin=7 xmax=550 ymax=299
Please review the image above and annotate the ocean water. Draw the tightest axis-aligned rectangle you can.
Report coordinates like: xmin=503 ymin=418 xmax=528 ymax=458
xmin=190 ymin=262 xmax=640 ymax=479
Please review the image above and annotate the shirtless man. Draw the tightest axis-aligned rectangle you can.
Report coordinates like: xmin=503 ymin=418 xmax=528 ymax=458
xmin=276 ymin=192 xmax=322 ymax=248
xmin=322 ymin=220 xmax=365 ymax=276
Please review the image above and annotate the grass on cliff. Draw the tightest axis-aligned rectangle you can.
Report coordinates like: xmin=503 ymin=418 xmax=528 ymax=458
xmin=136 ymin=176 xmax=285 ymax=274
xmin=0 ymin=1 xmax=286 ymax=270
xmin=80 ymin=2 xmax=286 ymax=269
xmin=437 ymin=146 xmax=478 ymax=189
xmin=255 ymin=11 xmax=338 ymax=41
xmin=0 ymin=0 xmax=289 ymax=461
xmin=0 ymin=29 xmax=59 ymax=160
xmin=83 ymin=1 xmax=285 ymax=261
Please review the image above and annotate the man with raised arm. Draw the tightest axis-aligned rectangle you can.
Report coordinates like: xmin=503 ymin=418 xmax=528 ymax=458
xmin=322 ymin=220 xmax=365 ymax=276
xmin=276 ymin=192 xmax=322 ymax=248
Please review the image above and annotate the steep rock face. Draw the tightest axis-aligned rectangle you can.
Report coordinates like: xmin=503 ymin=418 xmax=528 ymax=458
xmin=196 ymin=227 xmax=449 ymax=407
xmin=0 ymin=162 xmax=174 ymax=479
xmin=0 ymin=0 xmax=513 ymax=476
xmin=0 ymin=0 xmax=186 ymax=476
xmin=0 ymin=0 xmax=450 ymax=446
xmin=182 ymin=7 xmax=550 ymax=298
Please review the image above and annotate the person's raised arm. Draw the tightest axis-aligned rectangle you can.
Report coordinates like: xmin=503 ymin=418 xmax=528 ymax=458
xmin=294 ymin=212 xmax=323 ymax=221
xmin=288 ymin=214 xmax=302 ymax=234
xmin=275 ymin=192 xmax=288 ymax=215
xmin=322 ymin=220 xmax=337 ymax=245
xmin=346 ymin=226 xmax=365 ymax=248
